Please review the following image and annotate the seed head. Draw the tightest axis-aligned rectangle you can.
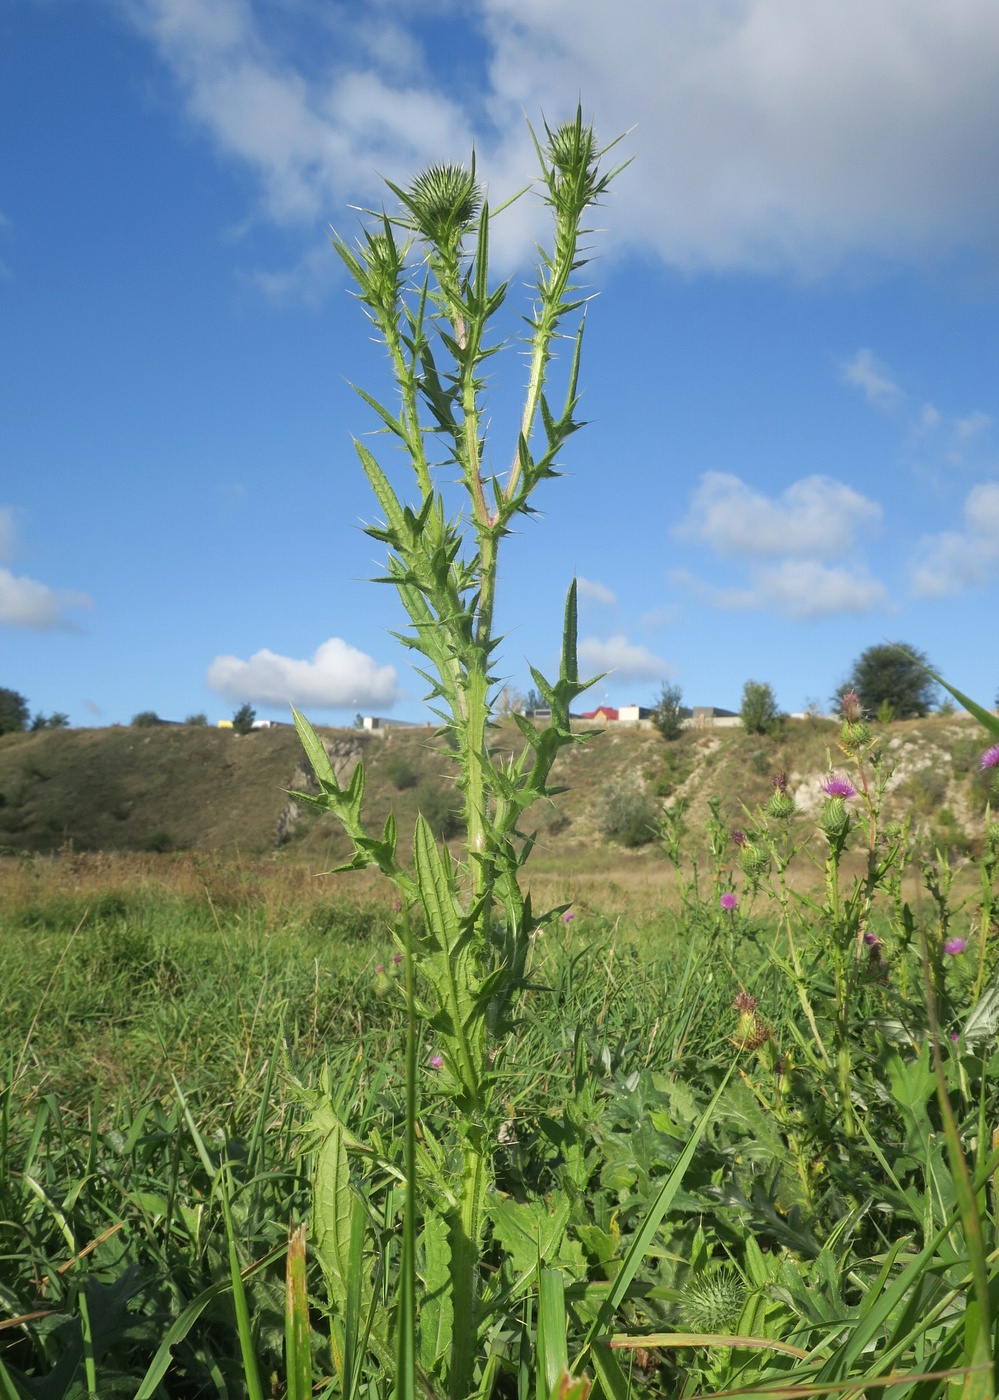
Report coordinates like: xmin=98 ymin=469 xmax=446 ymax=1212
xmin=840 ymin=690 xmax=863 ymax=722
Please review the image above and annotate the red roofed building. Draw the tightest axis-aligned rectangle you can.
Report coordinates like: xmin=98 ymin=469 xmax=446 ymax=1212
xmin=580 ymin=705 xmax=619 ymax=722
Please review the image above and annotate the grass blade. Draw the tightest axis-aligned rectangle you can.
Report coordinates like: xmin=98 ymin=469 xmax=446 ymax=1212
xmin=219 ymin=1165 xmax=266 ymax=1400
xmin=285 ymin=1222 xmax=312 ymax=1400
xmin=537 ymin=1268 xmax=568 ymax=1400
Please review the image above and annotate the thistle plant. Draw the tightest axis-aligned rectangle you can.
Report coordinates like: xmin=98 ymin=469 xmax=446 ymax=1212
xmin=291 ymin=112 xmax=624 ymax=1399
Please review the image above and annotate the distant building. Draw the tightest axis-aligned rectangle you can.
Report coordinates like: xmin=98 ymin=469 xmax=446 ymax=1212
xmin=361 ymin=715 xmax=420 ymax=731
xmin=686 ymin=706 xmax=740 ymax=730
xmin=580 ymin=705 xmax=619 ymax=722
xmin=617 ymin=704 xmax=652 ymax=723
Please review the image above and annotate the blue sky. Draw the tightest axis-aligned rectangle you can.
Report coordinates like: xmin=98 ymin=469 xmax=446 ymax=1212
xmin=4 ymin=0 xmax=999 ymax=726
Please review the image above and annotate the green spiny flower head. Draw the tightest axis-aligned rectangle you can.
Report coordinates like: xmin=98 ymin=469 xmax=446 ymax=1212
xmin=767 ymin=787 xmax=796 ymax=820
xmin=737 ymin=842 xmax=770 ymax=879
xmin=679 ymin=1268 xmax=746 ymax=1334
xmin=358 ymin=225 xmax=406 ymax=319
xmin=403 ymin=162 xmax=482 ymax=256
xmin=821 ymin=796 xmax=849 ymax=836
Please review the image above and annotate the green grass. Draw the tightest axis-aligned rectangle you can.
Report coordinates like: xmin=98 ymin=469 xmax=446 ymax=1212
xmin=2 ymin=752 xmax=999 ymax=1399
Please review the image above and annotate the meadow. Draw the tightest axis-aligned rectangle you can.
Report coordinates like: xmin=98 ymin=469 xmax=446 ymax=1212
xmin=2 ymin=728 xmax=999 ymax=1398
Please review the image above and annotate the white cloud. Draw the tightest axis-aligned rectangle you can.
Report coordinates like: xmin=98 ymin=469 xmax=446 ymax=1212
xmin=123 ymin=0 xmax=999 ymax=276
xmin=206 ymin=636 xmax=401 ymax=709
xmin=911 ymin=481 xmax=999 ymax=597
xmin=955 ymin=410 xmax=992 ymax=441
xmin=842 ymin=348 xmax=903 ymax=408
xmin=674 ymin=561 xmax=887 ymax=620
xmin=576 ymin=577 xmax=616 ymax=606
xmin=577 ymin=634 xmax=666 ymax=680
xmin=0 ymin=569 xmax=93 ymax=631
xmin=920 ymin=402 xmax=942 ymax=431
xmin=677 ymin=472 xmax=882 ymax=559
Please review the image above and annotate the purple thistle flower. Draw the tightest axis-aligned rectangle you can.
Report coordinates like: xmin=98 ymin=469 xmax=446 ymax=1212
xmin=980 ymin=744 xmax=999 ymax=771
xmin=429 ymin=1054 xmax=444 ymax=1071
xmin=374 ymin=964 xmax=384 ymax=974
xmin=863 ymin=931 xmax=880 ymax=947
xmin=823 ymin=776 xmax=857 ymax=799
xmin=950 ymin=1031 xmax=960 ymax=1043
xmin=943 ymin=937 xmax=967 ymax=956
xmin=392 ymin=953 xmax=403 ymax=966
xmin=731 ymin=830 xmax=748 ymax=847
xmin=720 ymin=892 xmax=737 ymax=911
xmin=562 ymin=909 xmax=575 ymax=924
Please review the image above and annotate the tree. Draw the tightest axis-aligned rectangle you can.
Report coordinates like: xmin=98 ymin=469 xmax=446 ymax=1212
xmin=131 ymin=711 xmax=162 ymax=727
xmin=740 ymin=680 xmax=782 ymax=736
xmin=523 ymin=687 xmax=547 ymax=715
xmin=30 ymin=712 xmax=69 ymax=730
xmin=232 ymin=703 xmax=256 ymax=735
xmin=838 ymin=642 xmax=937 ymax=720
xmin=652 ymin=681 xmax=685 ymax=741
xmin=184 ymin=712 xmax=208 ymax=726
xmin=0 ymin=688 xmax=29 ymax=736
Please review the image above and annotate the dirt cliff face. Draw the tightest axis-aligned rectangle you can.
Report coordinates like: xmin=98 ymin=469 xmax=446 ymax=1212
xmin=0 ymin=713 xmax=993 ymax=862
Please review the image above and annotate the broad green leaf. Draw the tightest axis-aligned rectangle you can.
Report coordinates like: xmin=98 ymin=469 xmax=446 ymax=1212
xmin=418 ymin=1211 xmax=453 ymax=1376
xmin=312 ymin=1116 xmax=354 ymax=1313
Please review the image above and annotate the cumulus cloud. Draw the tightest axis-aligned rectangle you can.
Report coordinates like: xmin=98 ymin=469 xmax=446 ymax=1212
xmin=674 ymin=561 xmax=887 ymax=620
xmin=577 ymin=634 xmax=666 ymax=680
xmin=576 ymin=577 xmax=616 ymax=606
xmin=842 ymin=348 xmax=903 ymax=408
xmin=911 ymin=481 xmax=999 ymax=597
xmin=676 ymin=472 xmax=882 ymax=559
xmin=206 ymin=636 xmax=401 ymax=709
xmin=122 ymin=0 xmax=999 ymax=276
xmin=0 ymin=569 xmax=93 ymax=631
xmin=0 ymin=508 xmax=92 ymax=630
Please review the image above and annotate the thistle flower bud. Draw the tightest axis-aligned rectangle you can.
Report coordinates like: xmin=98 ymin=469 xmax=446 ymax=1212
xmin=987 ymin=821 xmax=999 ymax=852
xmin=767 ymin=790 xmax=796 ymax=820
xmin=821 ymin=796 xmax=848 ymax=835
xmin=730 ymin=829 xmax=748 ymax=847
xmin=771 ymin=771 xmax=789 ymax=792
xmin=840 ymin=719 xmax=872 ymax=753
xmin=737 ymin=843 xmax=770 ymax=878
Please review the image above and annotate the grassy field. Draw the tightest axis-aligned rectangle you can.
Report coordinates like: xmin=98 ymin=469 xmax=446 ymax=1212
xmin=2 ymin=717 xmax=998 ymax=1398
